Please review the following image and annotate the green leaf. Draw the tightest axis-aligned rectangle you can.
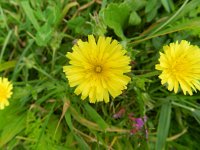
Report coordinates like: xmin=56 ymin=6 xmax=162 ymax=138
xmin=123 ymin=0 xmax=146 ymax=11
xmin=65 ymin=110 xmax=73 ymax=131
xmin=130 ymin=18 xmax=200 ymax=44
xmin=102 ymin=3 xmax=130 ymax=39
xmin=175 ymin=0 xmax=200 ymax=20
xmin=145 ymin=0 xmax=158 ymax=13
xmin=132 ymin=75 xmax=152 ymax=91
xmin=84 ymin=103 xmax=108 ymax=130
xmin=65 ymin=104 xmax=90 ymax=150
xmin=0 ymin=30 xmax=12 ymax=64
xmin=21 ymin=1 xmax=40 ymax=31
xmin=0 ymin=60 xmax=16 ymax=72
xmin=47 ymin=115 xmax=62 ymax=142
xmin=161 ymin=0 xmax=171 ymax=12
xmin=45 ymin=5 xmax=61 ymax=26
xmin=35 ymin=102 xmax=56 ymax=149
xmin=0 ymin=114 xmax=26 ymax=147
xmin=67 ymin=16 xmax=91 ymax=35
xmin=192 ymin=109 xmax=200 ymax=125
xmin=74 ymin=134 xmax=90 ymax=150
xmin=145 ymin=0 xmax=159 ymax=22
xmin=128 ymin=11 xmax=141 ymax=26
xmin=156 ymin=101 xmax=171 ymax=150
xmin=35 ymin=23 xmax=53 ymax=46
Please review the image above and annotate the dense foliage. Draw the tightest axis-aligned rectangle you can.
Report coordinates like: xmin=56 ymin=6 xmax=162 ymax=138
xmin=1 ymin=0 xmax=200 ymax=149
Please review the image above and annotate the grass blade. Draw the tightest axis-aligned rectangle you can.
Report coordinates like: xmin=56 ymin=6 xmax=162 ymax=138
xmin=192 ymin=109 xmax=200 ymax=125
xmin=156 ymin=101 xmax=172 ymax=150
xmin=0 ymin=30 xmax=12 ymax=64
xmin=84 ymin=103 xmax=108 ymax=130
xmin=21 ymin=1 xmax=40 ymax=31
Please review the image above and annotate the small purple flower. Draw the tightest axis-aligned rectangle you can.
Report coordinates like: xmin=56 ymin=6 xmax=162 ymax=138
xmin=128 ymin=114 xmax=148 ymax=136
xmin=134 ymin=118 xmax=145 ymax=130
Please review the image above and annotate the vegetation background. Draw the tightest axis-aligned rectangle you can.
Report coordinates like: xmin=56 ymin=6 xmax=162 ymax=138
xmin=0 ymin=0 xmax=200 ymax=149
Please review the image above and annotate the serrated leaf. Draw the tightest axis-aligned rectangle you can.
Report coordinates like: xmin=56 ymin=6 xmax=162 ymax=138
xmin=102 ymin=3 xmax=130 ymax=39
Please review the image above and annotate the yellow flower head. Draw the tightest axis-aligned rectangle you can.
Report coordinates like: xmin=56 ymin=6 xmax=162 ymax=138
xmin=0 ymin=77 xmax=13 ymax=109
xmin=156 ymin=40 xmax=200 ymax=95
xmin=63 ymin=35 xmax=131 ymax=103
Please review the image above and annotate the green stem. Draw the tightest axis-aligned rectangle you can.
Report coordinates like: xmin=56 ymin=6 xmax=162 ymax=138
xmin=172 ymin=101 xmax=195 ymax=112
xmin=149 ymin=0 xmax=189 ymax=36
xmin=51 ymin=49 xmax=56 ymax=71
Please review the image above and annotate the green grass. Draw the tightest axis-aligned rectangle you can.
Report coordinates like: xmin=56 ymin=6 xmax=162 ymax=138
xmin=1 ymin=0 xmax=200 ymax=149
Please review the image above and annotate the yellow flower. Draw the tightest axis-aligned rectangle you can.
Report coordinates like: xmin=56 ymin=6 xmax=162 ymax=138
xmin=156 ymin=40 xmax=200 ymax=95
xmin=63 ymin=35 xmax=131 ymax=103
xmin=0 ymin=77 xmax=13 ymax=109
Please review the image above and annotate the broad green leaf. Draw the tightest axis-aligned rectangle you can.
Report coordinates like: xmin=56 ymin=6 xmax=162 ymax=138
xmin=123 ymin=0 xmax=146 ymax=11
xmin=128 ymin=11 xmax=141 ymax=26
xmin=0 ymin=114 xmax=26 ymax=147
xmin=0 ymin=60 xmax=16 ymax=72
xmin=102 ymin=3 xmax=130 ymax=39
xmin=156 ymin=101 xmax=171 ymax=150
xmin=84 ymin=103 xmax=108 ymax=130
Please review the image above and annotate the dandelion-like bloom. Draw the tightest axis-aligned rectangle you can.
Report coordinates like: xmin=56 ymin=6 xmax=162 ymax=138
xmin=155 ymin=40 xmax=200 ymax=95
xmin=63 ymin=35 xmax=131 ymax=103
xmin=0 ymin=77 xmax=13 ymax=109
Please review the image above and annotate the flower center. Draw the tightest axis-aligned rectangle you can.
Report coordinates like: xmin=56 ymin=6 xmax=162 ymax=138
xmin=95 ymin=66 xmax=102 ymax=73
xmin=171 ymin=60 xmax=185 ymax=73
